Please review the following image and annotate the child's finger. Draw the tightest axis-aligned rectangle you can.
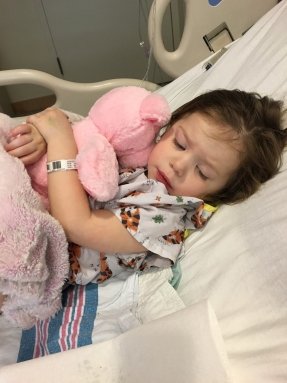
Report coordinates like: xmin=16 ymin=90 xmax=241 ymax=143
xmin=5 ymin=133 xmax=32 ymax=150
xmin=8 ymin=123 xmax=32 ymax=139
xmin=16 ymin=151 xmax=42 ymax=166
xmin=5 ymin=145 xmax=31 ymax=159
xmin=7 ymin=142 xmax=45 ymax=165
xmin=26 ymin=111 xmax=48 ymax=124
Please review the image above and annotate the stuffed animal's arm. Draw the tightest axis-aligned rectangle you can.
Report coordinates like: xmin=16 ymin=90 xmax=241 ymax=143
xmin=76 ymin=133 xmax=120 ymax=201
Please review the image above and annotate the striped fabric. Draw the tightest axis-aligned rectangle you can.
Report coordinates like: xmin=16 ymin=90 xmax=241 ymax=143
xmin=17 ymin=283 xmax=98 ymax=362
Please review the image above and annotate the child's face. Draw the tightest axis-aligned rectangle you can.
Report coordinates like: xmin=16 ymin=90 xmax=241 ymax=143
xmin=147 ymin=112 xmax=242 ymax=199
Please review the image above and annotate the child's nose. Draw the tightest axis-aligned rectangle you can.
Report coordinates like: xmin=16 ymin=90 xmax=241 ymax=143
xmin=171 ymin=155 xmax=189 ymax=176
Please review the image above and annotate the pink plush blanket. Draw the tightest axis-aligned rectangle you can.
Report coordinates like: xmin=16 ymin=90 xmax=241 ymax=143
xmin=0 ymin=114 xmax=69 ymax=329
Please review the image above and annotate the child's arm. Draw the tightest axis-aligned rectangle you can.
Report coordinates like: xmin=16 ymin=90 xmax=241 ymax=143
xmin=5 ymin=123 xmax=47 ymax=165
xmin=27 ymin=108 xmax=147 ymax=255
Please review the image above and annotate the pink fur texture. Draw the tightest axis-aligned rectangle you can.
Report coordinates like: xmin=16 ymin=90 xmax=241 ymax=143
xmin=0 ymin=120 xmax=69 ymax=328
xmin=27 ymin=86 xmax=171 ymax=203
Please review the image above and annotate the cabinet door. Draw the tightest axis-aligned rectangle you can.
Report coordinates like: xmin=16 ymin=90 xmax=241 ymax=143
xmin=42 ymin=0 xmax=173 ymax=84
xmin=0 ymin=0 xmax=60 ymax=103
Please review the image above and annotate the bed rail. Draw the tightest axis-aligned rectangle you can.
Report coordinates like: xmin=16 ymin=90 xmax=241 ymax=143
xmin=148 ymin=0 xmax=277 ymax=78
xmin=0 ymin=69 xmax=159 ymax=116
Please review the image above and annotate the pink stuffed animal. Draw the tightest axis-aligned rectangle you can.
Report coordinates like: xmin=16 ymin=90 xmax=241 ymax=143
xmin=26 ymin=86 xmax=171 ymax=204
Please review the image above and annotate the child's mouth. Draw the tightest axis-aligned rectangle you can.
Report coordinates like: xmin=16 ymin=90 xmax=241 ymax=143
xmin=156 ymin=170 xmax=172 ymax=190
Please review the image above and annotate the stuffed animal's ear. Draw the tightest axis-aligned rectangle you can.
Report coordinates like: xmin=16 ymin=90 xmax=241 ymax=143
xmin=140 ymin=94 xmax=171 ymax=126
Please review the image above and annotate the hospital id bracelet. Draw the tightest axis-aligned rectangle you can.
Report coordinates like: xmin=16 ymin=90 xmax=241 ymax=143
xmin=47 ymin=159 xmax=77 ymax=173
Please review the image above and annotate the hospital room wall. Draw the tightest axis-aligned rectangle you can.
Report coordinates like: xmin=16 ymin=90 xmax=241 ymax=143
xmin=0 ymin=0 xmax=180 ymax=116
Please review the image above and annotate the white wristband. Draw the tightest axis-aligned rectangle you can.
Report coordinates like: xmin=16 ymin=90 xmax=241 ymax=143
xmin=47 ymin=159 xmax=77 ymax=173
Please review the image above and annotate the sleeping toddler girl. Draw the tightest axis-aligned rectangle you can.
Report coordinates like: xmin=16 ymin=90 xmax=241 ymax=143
xmin=2 ymin=89 xmax=287 ymax=307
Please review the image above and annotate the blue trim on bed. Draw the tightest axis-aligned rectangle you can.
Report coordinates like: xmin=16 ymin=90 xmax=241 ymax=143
xmin=78 ymin=283 xmax=99 ymax=347
xmin=46 ymin=295 xmax=66 ymax=355
xmin=17 ymin=323 xmax=36 ymax=362
xmin=17 ymin=283 xmax=98 ymax=362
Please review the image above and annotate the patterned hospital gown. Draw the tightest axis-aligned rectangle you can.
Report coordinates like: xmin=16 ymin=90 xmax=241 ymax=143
xmin=68 ymin=168 xmax=214 ymax=285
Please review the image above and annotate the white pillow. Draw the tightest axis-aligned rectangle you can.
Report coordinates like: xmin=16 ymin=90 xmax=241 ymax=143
xmin=178 ymin=151 xmax=287 ymax=382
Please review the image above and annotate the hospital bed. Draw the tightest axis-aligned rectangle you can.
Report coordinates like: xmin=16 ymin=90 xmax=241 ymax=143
xmin=0 ymin=1 xmax=287 ymax=382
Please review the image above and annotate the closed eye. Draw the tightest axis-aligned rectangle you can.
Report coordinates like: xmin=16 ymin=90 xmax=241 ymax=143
xmin=197 ymin=166 xmax=208 ymax=180
xmin=173 ymin=138 xmax=186 ymax=150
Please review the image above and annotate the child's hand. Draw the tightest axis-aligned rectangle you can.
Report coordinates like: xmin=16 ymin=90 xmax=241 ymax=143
xmin=26 ymin=108 xmax=72 ymax=143
xmin=5 ymin=123 xmax=47 ymax=165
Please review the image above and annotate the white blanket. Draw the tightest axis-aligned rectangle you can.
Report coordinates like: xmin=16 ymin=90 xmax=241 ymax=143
xmin=0 ymin=300 xmax=232 ymax=383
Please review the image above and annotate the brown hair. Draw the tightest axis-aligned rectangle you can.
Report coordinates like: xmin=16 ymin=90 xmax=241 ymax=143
xmin=170 ymin=89 xmax=287 ymax=204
